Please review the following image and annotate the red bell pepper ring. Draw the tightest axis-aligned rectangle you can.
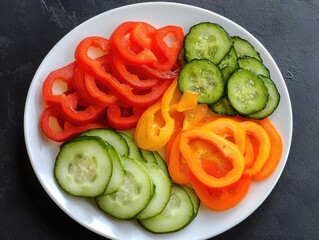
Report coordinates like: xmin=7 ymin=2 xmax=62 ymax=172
xmin=59 ymin=92 xmax=106 ymax=125
xmin=151 ymin=25 xmax=184 ymax=71
xmin=73 ymin=66 xmax=100 ymax=106
xmin=74 ymin=36 xmax=110 ymax=75
xmin=136 ymin=59 xmax=182 ymax=81
xmin=111 ymin=52 xmax=159 ymax=90
xmin=106 ymin=103 xmax=145 ymax=130
xmin=40 ymin=106 xmax=107 ymax=142
xmin=109 ymin=21 xmax=157 ymax=65
xmin=84 ymin=72 xmax=119 ymax=105
xmin=42 ymin=62 xmax=77 ymax=104
xmin=130 ymin=22 xmax=156 ymax=50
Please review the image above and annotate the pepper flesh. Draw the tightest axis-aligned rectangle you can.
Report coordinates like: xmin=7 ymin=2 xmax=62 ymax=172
xmin=180 ymin=129 xmax=245 ymax=188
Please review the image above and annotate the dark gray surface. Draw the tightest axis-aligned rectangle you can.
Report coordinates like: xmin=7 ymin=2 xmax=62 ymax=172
xmin=1 ymin=0 xmax=318 ymax=239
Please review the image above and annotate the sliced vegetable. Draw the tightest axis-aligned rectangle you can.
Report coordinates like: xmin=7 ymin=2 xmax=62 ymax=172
xmin=42 ymin=62 xmax=77 ymax=104
xmin=40 ymin=105 xmax=107 ymax=142
xmin=138 ymin=184 xmax=195 ymax=233
xmin=246 ymin=76 xmax=280 ymax=119
xmin=240 ymin=121 xmax=271 ymax=177
xmin=178 ymin=59 xmax=224 ymax=104
xmin=227 ymin=69 xmax=269 ymax=115
xmin=136 ymin=163 xmax=172 ymax=220
xmin=190 ymin=173 xmax=251 ymax=211
xmin=54 ymin=136 xmax=113 ymax=197
xmin=252 ymin=118 xmax=283 ymax=180
xmin=95 ymin=157 xmax=154 ymax=220
xmin=218 ymin=47 xmax=239 ymax=81
xmin=79 ymin=128 xmax=129 ymax=157
xmin=109 ymin=21 xmax=157 ymax=65
xmin=184 ymin=22 xmax=232 ymax=64
xmin=151 ymin=25 xmax=184 ymax=71
xmin=209 ymin=96 xmax=237 ymax=116
xmin=231 ymin=36 xmax=262 ymax=61
xmin=180 ymin=129 xmax=245 ymax=188
xmin=238 ymin=56 xmax=270 ymax=77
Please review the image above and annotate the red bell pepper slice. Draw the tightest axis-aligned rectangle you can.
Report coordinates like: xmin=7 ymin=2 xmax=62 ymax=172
xmin=151 ymin=25 xmax=184 ymax=71
xmin=59 ymin=92 xmax=106 ymax=125
xmin=110 ymin=21 xmax=157 ymax=65
xmin=42 ymin=62 xmax=77 ymax=104
xmin=111 ymin=52 xmax=159 ymax=90
xmin=106 ymin=103 xmax=146 ymax=130
xmin=72 ymin=66 xmax=100 ymax=106
xmin=40 ymin=106 xmax=107 ymax=142
xmin=130 ymin=21 xmax=156 ymax=50
xmin=136 ymin=59 xmax=182 ymax=81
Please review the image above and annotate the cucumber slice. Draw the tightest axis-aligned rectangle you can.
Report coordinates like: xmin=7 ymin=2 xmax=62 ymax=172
xmin=178 ymin=59 xmax=224 ymax=104
xmin=184 ymin=22 xmax=232 ymax=64
xmin=96 ymin=157 xmax=154 ymax=220
xmin=118 ymin=132 xmax=144 ymax=162
xmin=136 ymin=163 xmax=172 ymax=220
xmin=227 ymin=69 xmax=269 ymax=115
xmin=181 ymin=185 xmax=200 ymax=220
xmin=247 ymin=76 xmax=280 ymax=119
xmin=218 ymin=47 xmax=239 ymax=81
xmin=238 ymin=56 xmax=270 ymax=77
xmin=153 ymin=151 xmax=169 ymax=177
xmin=140 ymin=149 xmax=157 ymax=164
xmin=138 ymin=184 xmax=194 ymax=233
xmin=209 ymin=96 xmax=238 ymax=116
xmin=103 ymin=145 xmax=125 ymax=195
xmin=79 ymin=129 xmax=129 ymax=157
xmin=232 ymin=36 xmax=262 ymax=61
xmin=54 ymin=136 xmax=112 ymax=197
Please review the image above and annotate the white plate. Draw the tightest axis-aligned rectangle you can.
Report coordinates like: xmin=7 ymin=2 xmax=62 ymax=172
xmin=24 ymin=2 xmax=293 ymax=240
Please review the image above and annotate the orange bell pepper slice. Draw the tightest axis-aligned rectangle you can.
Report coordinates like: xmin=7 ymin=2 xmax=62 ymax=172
xmin=190 ymin=172 xmax=251 ymax=211
xmin=244 ymin=135 xmax=255 ymax=168
xmin=240 ymin=121 xmax=271 ymax=177
xmin=180 ymin=129 xmax=245 ymax=188
xmin=167 ymin=132 xmax=191 ymax=184
xmin=199 ymin=118 xmax=246 ymax=155
xmin=252 ymin=118 xmax=283 ymax=181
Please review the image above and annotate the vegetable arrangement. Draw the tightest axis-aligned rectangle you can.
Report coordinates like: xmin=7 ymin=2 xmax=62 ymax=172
xmin=39 ymin=20 xmax=283 ymax=234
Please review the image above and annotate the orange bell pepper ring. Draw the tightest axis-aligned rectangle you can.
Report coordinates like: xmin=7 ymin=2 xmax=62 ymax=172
xmin=167 ymin=132 xmax=191 ymax=184
xmin=199 ymin=118 xmax=246 ymax=155
xmin=252 ymin=118 xmax=283 ymax=181
xmin=190 ymin=172 xmax=251 ymax=211
xmin=179 ymin=129 xmax=245 ymax=188
xmin=240 ymin=121 xmax=271 ymax=177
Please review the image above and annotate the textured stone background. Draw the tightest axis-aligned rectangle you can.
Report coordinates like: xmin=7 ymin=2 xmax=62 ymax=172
xmin=1 ymin=0 xmax=318 ymax=239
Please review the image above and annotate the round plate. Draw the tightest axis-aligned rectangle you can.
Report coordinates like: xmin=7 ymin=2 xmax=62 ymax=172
xmin=24 ymin=2 xmax=293 ymax=240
